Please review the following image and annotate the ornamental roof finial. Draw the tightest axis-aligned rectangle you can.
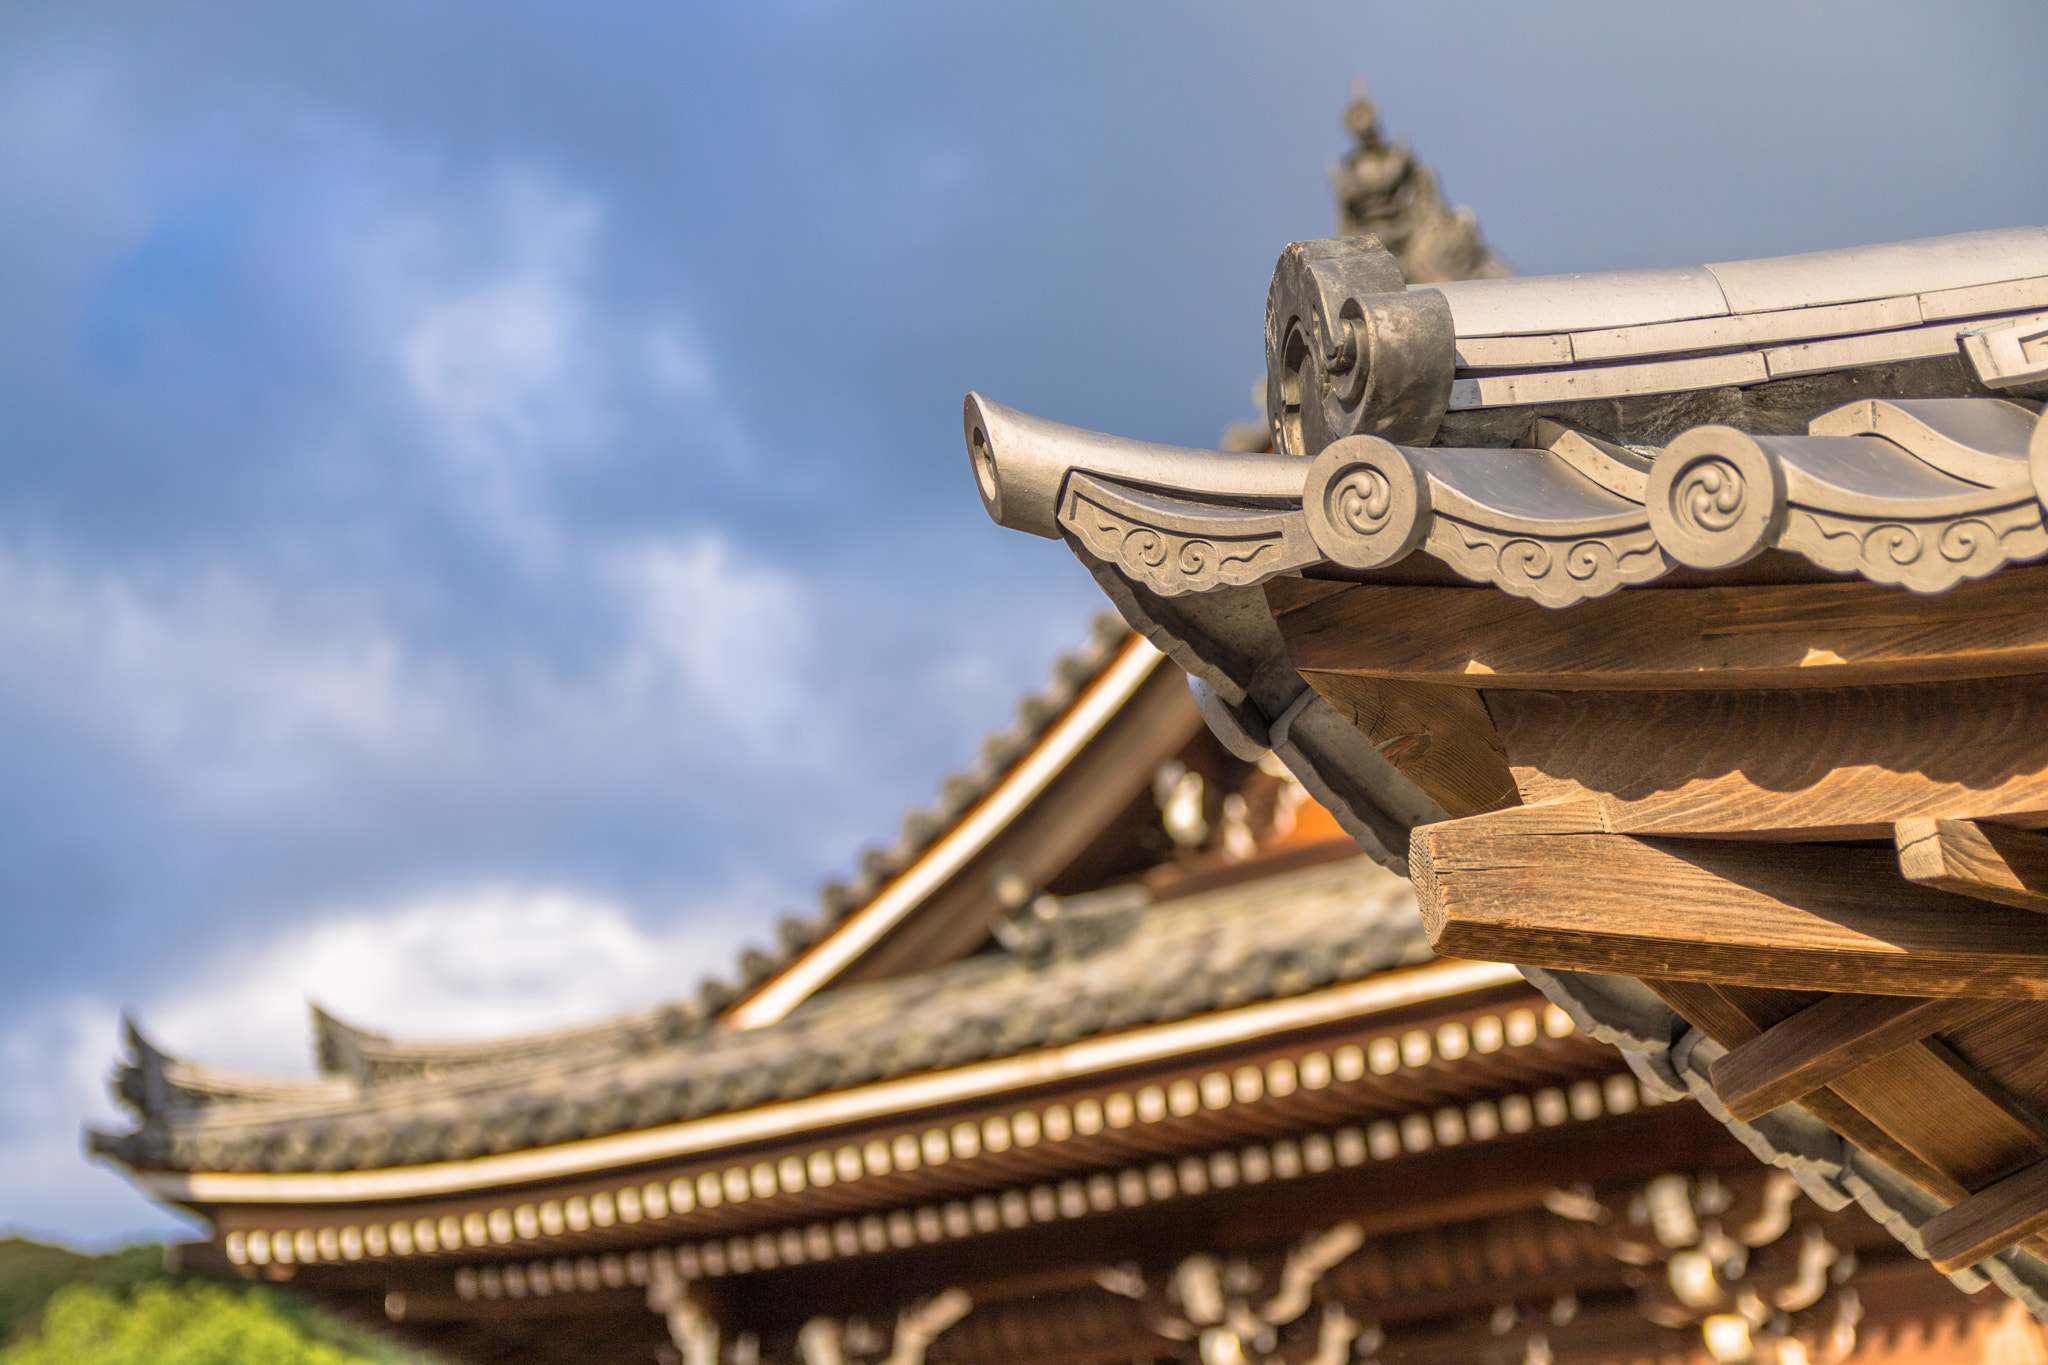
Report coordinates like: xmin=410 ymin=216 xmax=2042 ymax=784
xmin=1330 ymin=81 xmax=1513 ymax=284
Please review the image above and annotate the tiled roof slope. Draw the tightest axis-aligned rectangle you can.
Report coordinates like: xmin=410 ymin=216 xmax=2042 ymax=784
xmin=94 ymin=854 xmax=1427 ymax=1175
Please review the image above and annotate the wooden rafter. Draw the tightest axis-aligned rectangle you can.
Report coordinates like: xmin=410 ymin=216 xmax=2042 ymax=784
xmin=1708 ymin=994 xmax=1999 ymax=1123
xmin=1924 ymin=1157 xmax=2048 ymax=1272
xmin=1639 ymin=978 xmax=1961 ymax=1199
xmin=1645 ymin=978 xmax=2048 ymax=1273
xmin=1292 ymin=672 xmax=1519 ymax=818
xmin=1898 ymin=819 xmax=2048 ymax=913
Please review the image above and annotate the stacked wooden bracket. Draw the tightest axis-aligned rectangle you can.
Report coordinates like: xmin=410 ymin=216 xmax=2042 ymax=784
xmin=971 ymin=224 xmax=2048 ymax=1308
xmin=1273 ymin=535 xmax=2048 ymax=1274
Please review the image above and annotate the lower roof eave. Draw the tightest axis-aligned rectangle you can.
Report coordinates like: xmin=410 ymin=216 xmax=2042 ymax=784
xmin=131 ymin=958 xmax=1523 ymax=1207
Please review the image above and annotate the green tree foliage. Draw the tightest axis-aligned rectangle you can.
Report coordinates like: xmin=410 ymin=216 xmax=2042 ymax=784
xmin=0 ymin=1238 xmax=164 ymax=1343
xmin=0 ymin=1281 xmax=372 ymax=1365
xmin=0 ymin=1237 xmax=435 ymax=1365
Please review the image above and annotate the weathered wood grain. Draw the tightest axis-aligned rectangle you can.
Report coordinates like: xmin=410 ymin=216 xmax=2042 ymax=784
xmin=1827 ymin=1037 xmax=2048 ymax=1190
xmin=1265 ymin=577 xmax=1355 ymax=614
xmin=1924 ymin=1158 xmax=2048 ymax=1271
xmin=1937 ymin=1004 xmax=2048 ymax=1120
xmin=1709 ymin=994 xmax=1998 ymax=1122
xmin=1642 ymin=978 xmax=1963 ymax=1201
xmin=1299 ymin=673 xmax=1520 ymax=819
xmin=1488 ymin=677 xmax=2048 ymax=838
xmin=1412 ymin=827 xmax=2048 ymax=997
xmin=1274 ymin=566 xmax=2048 ymax=691
xmin=1641 ymin=977 xmax=1765 ymax=1046
xmin=1897 ymin=819 xmax=2048 ymax=913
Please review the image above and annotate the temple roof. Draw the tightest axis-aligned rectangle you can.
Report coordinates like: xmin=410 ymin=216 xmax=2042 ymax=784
xmin=966 ymin=223 xmax=2048 ymax=1316
xmin=94 ymin=852 xmax=1427 ymax=1175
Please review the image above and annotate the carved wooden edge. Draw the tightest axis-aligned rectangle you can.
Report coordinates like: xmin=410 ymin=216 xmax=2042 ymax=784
xmin=1479 ymin=680 xmax=2048 ymax=842
xmin=1708 ymin=995 xmax=2000 ymax=1123
xmin=1898 ymin=819 xmax=2048 ymax=914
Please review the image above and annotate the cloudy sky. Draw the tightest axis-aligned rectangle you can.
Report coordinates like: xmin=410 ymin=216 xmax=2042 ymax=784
xmin=2 ymin=1 xmax=2043 ymax=1247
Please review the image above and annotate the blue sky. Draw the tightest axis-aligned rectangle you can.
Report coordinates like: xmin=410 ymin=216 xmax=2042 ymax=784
xmin=2 ymin=1 xmax=2043 ymax=1246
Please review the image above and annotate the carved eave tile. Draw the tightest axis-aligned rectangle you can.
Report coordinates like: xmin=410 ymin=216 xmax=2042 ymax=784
xmin=1058 ymin=473 xmax=1320 ymax=597
xmin=1646 ymin=400 xmax=2048 ymax=594
xmin=1301 ymin=439 xmax=1670 ymax=607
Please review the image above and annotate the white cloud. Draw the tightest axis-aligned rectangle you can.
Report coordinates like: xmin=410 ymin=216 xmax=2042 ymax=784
xmin=0 ymin=519 xmax=826 ymax=816
xmin=0 ymin=547 xmax=421 ymax=808
xmin=391 ymin=178 xmax=607 ymax=552
xmin=603 ymin=534 xmax=815 ymax=748
xmin=145 ymin=882 xmax=754 ymax=1074
xmin=0 ymin=880 xmax=758 ymax=1242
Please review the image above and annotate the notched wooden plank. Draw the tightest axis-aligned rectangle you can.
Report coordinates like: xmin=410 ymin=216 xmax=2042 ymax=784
xmin=1897 ymin=819 xmax=2048 ymax=914
xmin=1709 ymin=994 xmax=1997 ymax=1122
xmin=1302 ymin=673 xmax=1520 ymax=819
xmin=1490 ymin=677 xmax=2048 ymax=839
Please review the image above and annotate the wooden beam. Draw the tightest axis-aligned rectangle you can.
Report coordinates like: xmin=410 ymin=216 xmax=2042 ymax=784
xmin=1412 ymin=826 xmax=2048 ymax=998
xmin=1924 ymin=1158 xmax=2048 ymax=1272
xmin=1486 ymin=676 xmax=2048 ymax=839
xmin=1709 ymin=994 xmax=1997 ymax=1122
xmin=1269 ymin=565 xmax=2048 ymax=691
xmin=1296 ymin=673 xmax=1519 ymax=819
xmin=1898 ymin=819 xmax=2048 ymax=913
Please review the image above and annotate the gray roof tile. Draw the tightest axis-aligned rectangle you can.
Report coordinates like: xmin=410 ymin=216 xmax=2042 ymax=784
xmin=95 ymin=855 xmax=1425 ymax=1173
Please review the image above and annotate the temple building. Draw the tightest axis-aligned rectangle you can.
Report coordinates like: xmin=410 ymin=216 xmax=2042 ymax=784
xmin=96 ymin=94 xmax=2048 ymax=1365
